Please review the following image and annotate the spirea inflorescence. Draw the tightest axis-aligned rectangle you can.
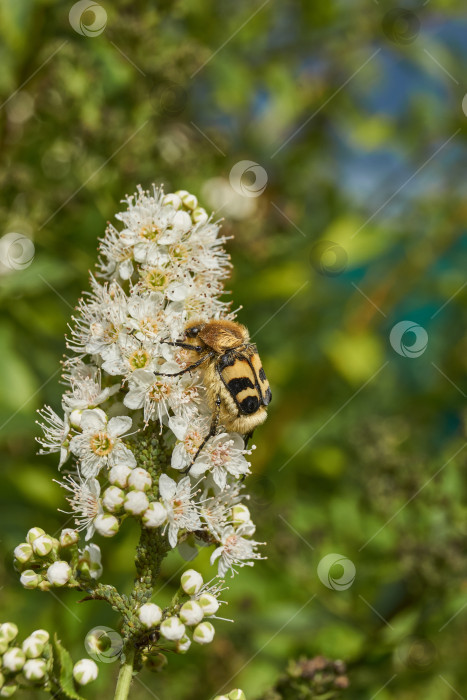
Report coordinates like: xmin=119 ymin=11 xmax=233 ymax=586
xmin=16 ymin=186 xmax=266 ymax=674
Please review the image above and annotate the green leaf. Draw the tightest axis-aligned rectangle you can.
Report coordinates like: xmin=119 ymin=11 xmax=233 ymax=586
xmin=53 ymin=634 xmax=86 ymax=700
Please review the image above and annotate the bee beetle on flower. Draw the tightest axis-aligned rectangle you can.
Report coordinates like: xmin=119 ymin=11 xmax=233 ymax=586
xmin=156 ymin=319 xmax=272 ymax=465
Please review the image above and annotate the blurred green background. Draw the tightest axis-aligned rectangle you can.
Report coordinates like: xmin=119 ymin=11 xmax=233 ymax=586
xmin=1 ymin=0 xmax=467 ymax=698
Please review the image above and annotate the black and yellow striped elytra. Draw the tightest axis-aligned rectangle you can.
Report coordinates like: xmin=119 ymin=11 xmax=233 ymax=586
xmin=154 ymin=319 xmax=271 ymax=467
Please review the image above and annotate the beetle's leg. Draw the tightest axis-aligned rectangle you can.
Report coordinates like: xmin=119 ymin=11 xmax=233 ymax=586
xmin=182 ymin=396 xmax=221 ymax=474
xmin=162 ymin=340 xmax=205 ymax=353
xmin=152 ymin=353 xmax=212 ymax=377
xmin=243 ymin=430 xmax=254 ymax=449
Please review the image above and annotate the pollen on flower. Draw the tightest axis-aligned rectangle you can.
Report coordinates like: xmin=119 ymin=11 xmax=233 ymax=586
xmin=90 ymin=432 xmax=114 ymax=456
xmin=129 ymin=349 xmax=151 ymax=370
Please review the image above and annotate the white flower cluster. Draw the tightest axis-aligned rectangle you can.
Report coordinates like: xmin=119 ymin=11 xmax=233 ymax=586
xmin=35 ymin=185 xmax=264 ymax=583
xmin=15 ymin=526 xmax=102 ymax=590
xmin=137 ymin=569 xmax=227 ymax=655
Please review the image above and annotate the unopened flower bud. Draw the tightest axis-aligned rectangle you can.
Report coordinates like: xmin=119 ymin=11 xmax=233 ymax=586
xmin=181 ymin=569 xmax=203 ymax=595
xmin=32 ymin=535 xmax=54 ymax=557
xmin=22 ymin=635 xmax=45 ymax=659
xmin=145 ymin=653 xmax=168 ymax=672
xmin=138 ymin=603 xmax=162 ymax=629
xmin=13 ymin=543 xmax=32 ymax=564
xmin=193 ymin=621 xmax=215 ymax=645
xmin=124 ymin=491 xmax=149 ymax=516
xmin=46 ymin=561 xmax=71 ymax=586
xmin=198 ymin=593 xmax=220 ymax=615
xmin=142 ymin=502 xmax=167 ymax=528
xmin=73 ymin=659 xmax=98 ymax=686
xmin=69 ymin=409 xmax=83 ymax=427
xmin=108 ymin=464 xmax=132 ymax=489
xmin=26 ymin=528 xmax=45 ymax=545
xmin=0 ymin=624 xmax=18 ymax=644
xmin=20 ymin=570 xmax=41 ymax=589
xmin=38 ymin=580 xmax=51 ymax=592
xmin=59 ymin=529 xmax=79 ymax=548
xmin=163 ymin=193 xmax=182 ymax=209
xmin=160 ymin=617 xmax=185 ymax=641
xmin=231 ymin=505 xmax=250 ymax=525
xmin=0 ymin=683 xmax=18 ymax=697
xmin=2 ymin=647 xmax=25 ymax=672
xmin=0 ymin=641 xmax=9 ymax=655
xmin=179 ymin=601 xmax=204 ymax=626
xmin=192 ymin=207 xmax=208 ymax=224
xmin=181 ymin=193 xmax=198 ymax=210
xmin=94 ymin=513 xmax=119 ymax=538
xmin=128 ymin=467 xmax=152 ymax=492
xmin=23 ymin=658 xmax=47 ymax=681
xmin=31 ymin=630 xmax=49 ymax=644
xmin=176 ymin=634 xmax=191 ymax=654
xmin=102 ymin=486 xmax=125 ymax=513
xmin=229 ymin=691 xmax=246 ymax=700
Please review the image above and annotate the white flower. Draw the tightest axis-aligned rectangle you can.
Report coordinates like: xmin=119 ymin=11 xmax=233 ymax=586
xmin=47 ymin=561 xmax=72 ymax=586
xmin=57 ymin=475 xmax=102 ymax=540
xmin=193 ymin=621 xmax=215 ymax=645
xmin=73 ymin=659 xmax=99 ymax=686
xmin=179 ymin=601 xmax=204 ymax=626
xmin=138 ymin=603 xmax=163 ymax=628
xmin=94 ymin=513 xmax=119 ymax=538
xmin=3 ymin=647 xmax=26 ymax=672
xmin=23 ymin=658 xmax=47 ymax=681
xmin=36 ymin=406 xmax=70 ymax=468
xmin=192 ymin=433 xmax=251 ymax=488
xmin=158 ymin=474 xmax=202 ymax=548
xmin=69 ymin=411 xmax=135 ymax=478
xmin=30 ymin=630 xmax=49 ymax=644
xmin=62 ymin=366 xmax=119 ymax=411
xmin=142 ymin=502 xmax=168 ymax=529
xmin=81 ymin=543 xmax=103 ymax=579
xmin=124 ymin=366 xmax=178 ymax=425
xmin=128 ymin=467 xmax=152 ymax=491
xmin=181 ymin=569 xmax=203 ymax=595
xmin=159 ymin=616 xmax=185 ymax=641
xmin=169 ymin=415 xmax=210 ymax=471
xmin=210 ymin=525 xmax=265 ymax=577
xmin=124 ymin=491 xmax=149 ymax=516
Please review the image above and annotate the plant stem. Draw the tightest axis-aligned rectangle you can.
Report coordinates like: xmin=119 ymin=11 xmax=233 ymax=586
xmin=114 ymin=648 xmax=135 ymax=700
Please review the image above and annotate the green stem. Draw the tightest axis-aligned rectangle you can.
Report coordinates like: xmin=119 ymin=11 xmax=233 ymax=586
xmin=114 ymin=648 xmax=135 ymax=700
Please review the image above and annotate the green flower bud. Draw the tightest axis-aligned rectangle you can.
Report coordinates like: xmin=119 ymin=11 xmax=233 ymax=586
xmin=26 ymin=528 xmax=45 ymax=545
xmin=0 ymin=624 xmax=18 ymax=644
